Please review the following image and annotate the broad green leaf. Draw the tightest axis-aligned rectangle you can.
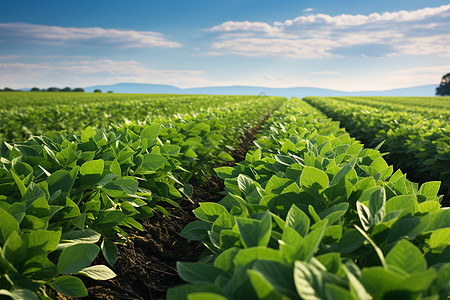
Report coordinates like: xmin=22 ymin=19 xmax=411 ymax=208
xmin=298 ymin=220 xmax=328 ymax=262
xmin=177 ymin=262 xmax=228 ymax=285
xmin=194 ymin=203 xmax=229 ymax=223
xmin=300 ymin=166 xmax=329 ymax=195
xmin=58 ymin=229 xmax=101 ymax=249
xmin=3 ymin=231 xmax=25 ymax=265
xmin=78 ymin=265 xmax=116 ymax=280
xmin=294 ymin=261 xmax=325 ymax=300
xmin=0 ymin=208 xmax=19 ymax=244
xmin=95 ymin=210 xmax=127 ymax=230
xmin=81 ymin=126 xmax=96 ymax=142
xmin=428 ymin=228 xmax=450 ymax=250
xmin=214 ymin=247 xmax=240 ymax=273
xmin=236 ymin=212 xmax=271 ymax=248
xmin=101 ymin=238 xmax=118 ymax=266
xmin=110 ymin=159 xmax=122 ymax=177
xmin=233 ymin=247 xmax=282 ymax=268
xmin=247 ymin=270 xmax=287 ymax=300
xmin=419 ymin=181 xmax=440 ymax=198
xmin=286 ymin=204 xmax=310 ymax=237
xmin=180 ymin=220 xmax=211 ymax=242
xmin=135 ymin=153 xmax=167 ymax=174
xmin=324 ymin=283 xmax=357 ymax=300
xmin=318 ymin=203 xmax=348 ymax=226
xmin=50 ymin=275 xmax=88 ymax=298
xmin=367 ymin=187 xmax=386 ymax=225
xmin=57 ymin=244 xmax=100 ymax=274
xmin=386 ymin=240 xmax=426 ymax=273
xmin=341 ymin=264 xmax=371 ymax=300
xmin=80 ymin=159 xmax=104 ymax=176
xmin=10 ymin=289 xmax=39 ymax=300
xmin=237 ymin=174 xmax=254 ymax=196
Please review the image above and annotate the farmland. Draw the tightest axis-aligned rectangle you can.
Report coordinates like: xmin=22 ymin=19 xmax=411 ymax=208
xmin=0 ymin=93 xmax=449 ymax=299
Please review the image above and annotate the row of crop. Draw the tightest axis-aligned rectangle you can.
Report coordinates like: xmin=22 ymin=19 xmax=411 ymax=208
xmin=303 ymin=96 xmax=450 ymax=194
xmin=318 ymin=96 xmax=450 ymax=118
xmin=0 ymin=96 xmax=286 ymax=299
xmin=0 ymin=94 xmax=277 ymax=143
xmin=168 ymin=98 xmax=450 ymax=300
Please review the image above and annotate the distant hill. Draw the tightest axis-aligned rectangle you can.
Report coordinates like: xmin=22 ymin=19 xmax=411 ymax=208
xmin=81 ymin=83 xmax=437 ymax=97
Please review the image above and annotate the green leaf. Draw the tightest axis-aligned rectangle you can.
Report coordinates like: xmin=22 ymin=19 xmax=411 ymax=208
xmin=58 ymin=229 xmax=101 ymax=249
xmin=247 ymin=270 xmax=286 ymax=300
xmin=236 ymin=212 xmax=272 ymax=248
xmin=237 ymin=174 xmax=254 ymax=196
xmin=95 ymin=210 xmax=127 ymax=230
xmin=341 ymin=264 xmax=371 ymax=300
xmin=325 ymin=283 xmax=357 ymax=300
xmin=0 ymin=208 xmax=20 ymax=244
xmin=81 ymin=126 xmax=96 ymax=142
xmin=318 ymin=203 xmax=348 ymax=226
xmin=57 ymin=244 xmax=100 ymax=274
xmin=419 ymin=181 xmax=440 ymax=198
xmin=428 ymin=228 xmax=450 ymax=250
xmin=50 ymin=275 xmax=88 ymax=298
xmin=110 ymin=159 xmax=122 ymax=177
xmin=180 ymin=220 xmax=211 ymax=242
xmin=3 ymin=231 xmax=25 ymax=265
xmin=298 ymin=220 xmax=328 ymax=262
xmin=214 ymin=247 xmax=240 ymax=273
xmin=9 ymin=289 xmax=40 ymax=300
xmin=367 ymin=187 xmax=386 ymax=226
xmin=286 ymin=204 xmax=310 ymax=237
xmin=300 ymin=166 xmax=329 ymax=195
xmin=177 ymin=262 xmax=228 ymax=285
xmin=79 ymin=265 xmax=116 ymax=280
xmin=194 ymin=203 xmax=229 ymax=223
xmin=386 ymin=240 xmax=426 ymax=273
xmin=80 ymin=159 xmax=104 ymax=176
xmin=135 ymin=153 xmax=167 ymax=174
xmin=294 ymin=261 xmax=325 ymax=300
xmin=233 ymin=247 xmax=282 ymax=268
xmin=101 ymin=238 xmax=118 ymax=266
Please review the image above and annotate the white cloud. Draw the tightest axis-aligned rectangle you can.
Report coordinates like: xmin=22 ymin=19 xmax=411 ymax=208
xmin=208 ymin=4 xmax=450 ymax=58
xmin=0 ymin=23 xmax=182 ymax=48
xmin=303 ymin=8 xmax=314 ymax=13
xmin=0 ymin=59 xmax=212 ymax=88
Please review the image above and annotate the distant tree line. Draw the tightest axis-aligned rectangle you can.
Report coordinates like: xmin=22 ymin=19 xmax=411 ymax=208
xmin=0 ymin=87 xmax=113 ymax=93
xmin=436 ymin=73 xmax=450 ymax=96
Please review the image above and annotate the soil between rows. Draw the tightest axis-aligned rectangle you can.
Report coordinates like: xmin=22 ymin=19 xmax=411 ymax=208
xmin=64 ymin=119 xmax=266 ymax=300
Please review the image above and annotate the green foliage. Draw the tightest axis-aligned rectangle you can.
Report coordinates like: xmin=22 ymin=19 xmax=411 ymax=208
xmin=303 ymin=96 xmax=450 ymax=194
xmin=0 ymin=94 xmax=286 ymax=298
xmin=170 ymin=98 xmax=450 ymax=300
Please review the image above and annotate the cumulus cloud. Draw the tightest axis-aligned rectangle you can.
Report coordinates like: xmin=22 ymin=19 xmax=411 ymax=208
xmin=0 ymin=23 xmax=182 ymax=48
xmin=208 ymin=4 xmax=450 ymax=58
xmin=0 ymin=59 xmax=211 ymax=88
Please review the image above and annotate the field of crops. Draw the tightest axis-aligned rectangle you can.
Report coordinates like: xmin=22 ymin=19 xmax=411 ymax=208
xmin=0 ymin=93 xmax=449 ymax=299
xmin=304 ymin=96 xmax=450 ymax=198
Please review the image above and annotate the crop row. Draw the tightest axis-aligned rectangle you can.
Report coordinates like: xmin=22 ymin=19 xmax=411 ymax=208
xmin=303 ymin=96 xmax=450 ymax=196
xmin=314 ymin=96 xmax=450 ymax=118
xmin=0 ymin=96 xmax=285 ymax=298
xmin=0 ymin=94 xmax=277 ymax=143
xmin=169 ymin=98 xmax=450 ymax=299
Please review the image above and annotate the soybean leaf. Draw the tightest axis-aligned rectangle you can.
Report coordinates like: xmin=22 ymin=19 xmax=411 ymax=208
xmin=101 ymin=238 xmax=118 ymax=266
xmin=80 ymin=159 xmax=104 ymax=176
xmin=385 ymin=240 xmax=426 ymax=273
xmin=177 ymin=262 xmax=228 ymax=285
xmin=50 ymin=276 xmax=88 ymax=298
xmin=286 ymin=204 xmax=310 ymax=237
xmin=236 ymin=212 xmax=271 ymax=248
xmin=57 ymin=244 xmax=100 ymax=274
xmin=78 ymin=265 xmax=116 ymax=280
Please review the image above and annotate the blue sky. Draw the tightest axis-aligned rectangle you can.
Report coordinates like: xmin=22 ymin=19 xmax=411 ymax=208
xmin=1 ymin=0 xmax=449 ymax=91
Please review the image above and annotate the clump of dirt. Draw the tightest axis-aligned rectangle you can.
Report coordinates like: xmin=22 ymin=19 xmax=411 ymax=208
xmin=68 ymin=118 xmax=268 ymax=300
